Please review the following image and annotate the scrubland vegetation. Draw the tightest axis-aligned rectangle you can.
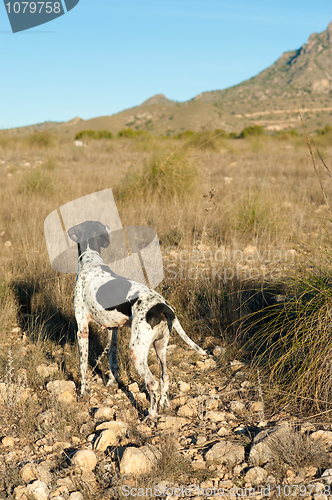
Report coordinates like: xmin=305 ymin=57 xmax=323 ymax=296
xmin=1 ymin=124 xmax=332 ymax=496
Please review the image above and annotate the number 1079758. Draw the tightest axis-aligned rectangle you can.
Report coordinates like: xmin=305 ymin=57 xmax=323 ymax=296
xmin=5 ymin=2 xmax=61 ymax=14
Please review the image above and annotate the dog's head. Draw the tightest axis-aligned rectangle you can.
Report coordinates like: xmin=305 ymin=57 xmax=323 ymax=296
xmin=67 ymin=221 xmax=111 ymax=255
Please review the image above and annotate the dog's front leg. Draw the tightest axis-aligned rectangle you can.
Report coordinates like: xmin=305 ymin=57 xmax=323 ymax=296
xmin=77 ymin=322 xmax=90 ymax=397
xmin=107 ymin=328 xmax=119 ymax=387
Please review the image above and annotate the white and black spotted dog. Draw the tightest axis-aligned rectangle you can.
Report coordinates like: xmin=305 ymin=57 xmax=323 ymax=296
xmin=67 ymin=220 xmax=206 ymax=419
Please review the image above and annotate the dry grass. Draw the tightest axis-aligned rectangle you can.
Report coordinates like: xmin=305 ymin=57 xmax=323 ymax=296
xmin=0 ymin=129 xmax=332 ymax=424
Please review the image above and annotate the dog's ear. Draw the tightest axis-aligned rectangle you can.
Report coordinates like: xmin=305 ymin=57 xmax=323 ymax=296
xmin=67 ymin=226 xmax=80 ymax=243
xmin=100 ymin=226 xmax=111 ymax=248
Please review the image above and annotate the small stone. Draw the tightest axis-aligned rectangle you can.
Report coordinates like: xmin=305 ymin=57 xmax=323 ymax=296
xmin=213 ymin=346 xmax=226 ymax=356
xmin=120 ymin=445 xmax=161 ymax=476
xmin=94 ymin=407 xmax=114 ymax=421
xmin=69 ymin=493 xmax=84 ymax=500
xmin=72 ymin=449 xmax=97 ymax=471
xmin=93 ymin=429 xmax=120 ymax=451
xmin=2 ymin=436 xmax=14 ymax=447
xmin=244 ymin=466 xmax=268 ymax=485
xmin=46 ymin=380 xmax=75 ymax=396
xmin=197 ymin=358 xmax=217 ymax=370
xmin=95 ymin=420 xmax=128 ymax=433
xmin=311 ymin=430 xmax=332 ymax=445
xmin=27 ymin=480 xmax=48 ymax=500
xmin=157 ymin=416 xmax=188 ymax=430
xmin=205 ymin=398 xmax=219 ymax=410
xmin=178 ymin=381 xmax=191 ymax=392
xmin=230 ymin=360 xmax=245 ymax=371
xmin=177 ymin=404 xmax=196 ymax=417
xmin=4 ymin=240 xmax=12 ymax=247
xmin=322 ymin=469 xmax=332 ymax=484
xmin=36 ymin=363 xmax=59 ymax=378
xmin=205 ymin=411 xmax=227 ymax=422
xmin=205 ymin=441 xmax=245 ymax=464
xmin=217 ymin=426 xmax=231 ymax=437
xmin=58 ymin=391 xmax=75 ymax=404
xmin=230 ymin=401 xmax=245 ymax=413
xmin=250 ymin=401 xmax=264 ymax=412
xmin=128 ymin=382 xmax=139 ymax=393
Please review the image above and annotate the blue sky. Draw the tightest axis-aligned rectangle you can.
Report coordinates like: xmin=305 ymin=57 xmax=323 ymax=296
xmin=1 ymin=0 xmax=332 ymax=128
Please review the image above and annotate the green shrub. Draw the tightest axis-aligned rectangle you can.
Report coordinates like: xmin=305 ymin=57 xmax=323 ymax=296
xmin=26 ymin=131 xmax=53 ymax=147
xmin=21 ymin=168 xmax=53 ymax=194
xmin=115 ymin=150 xmax=197 ymax=201
xmin=242 ymin=269 xmax=332 ymax=414
xmin=117 ymin=128 xmax=151 ymax=139
xmin=275 ymin=129 xmax=300 ymax=139
xmin=75 ymin=130 xmax=113 ymax=140
xmin=173 ymin=130 xmax=195 ymax=140
xmin=239 ymin=125 xmax=265 ymax=138
xmin=317 ymin=125 xmax=332 ymax=135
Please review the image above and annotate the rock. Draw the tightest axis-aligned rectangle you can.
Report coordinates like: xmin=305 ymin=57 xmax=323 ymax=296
xmin=230 ymin=401 xmax=245 ymax=413
xmin=94 ymin=407 xmax=114 ymax=421
xmin=249 ymin=425 xmax=291 ymax=465
xmin=250 ymin=401 xmax=264 ymax=412
xmin=94 ymin=428 xmax=123 ymax=451
xmin=36 ymin=363 xmax=59 ymax=378
xmin=244 ymin=466 xmax=268 ymax=485
xmin=69 ymin=493 xmax=84 ymax=500
xmin=205 ymin=441 xmax=245 ymax=464
xmin=25 ymin=480 xmax=48 ymax=500
xmin=230 ymin=360 xmax=245 ymax=371
xmin=128 ymin=382 xmax=139 ymax=393
xmin=20 ymin=462 xmax=52 ymax=486
xmin=311 ymin=430 xmax=332 ymax=446
xmin=205 ymin=398 xmax=219 ymax=410
xmin=120 ymin=445 xmax=161 ymax=476
xmin=213 ymin=346 xmax=226 ymax=357
xmin=21 ymin=463 xmax=37 ymax=483
xmin=196 ymin=358 xmax=217 ymax=370
xmin=177 ymin=404 xmax=196 ymax=417
xmin=158 ymin=416 xmax=188 ymax=430
xmin=2 ymin=436 xmax=14 ymax=447
xmin=95 ymin=420 xmax=127 ymax=433
xmin=58 ymin=391 xmax=75 ymax=404
xmin=217 ymin=426 xmax=231 ymax=437
xmin=322 ymin=469 xmax=332 ymax=484
xmin=205 ymin=411 xmax=228 ymax=422
xmin=178 ymin=381 xmax=191 ymax=393
xmin=72 ymin=449 xmax=97 ymax=471
xmin=46 ymin=380 xmax=76 ymax=400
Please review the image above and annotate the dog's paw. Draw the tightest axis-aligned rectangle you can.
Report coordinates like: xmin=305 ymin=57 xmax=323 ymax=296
xmin=107 ymin=379 xmax=119 ymax=389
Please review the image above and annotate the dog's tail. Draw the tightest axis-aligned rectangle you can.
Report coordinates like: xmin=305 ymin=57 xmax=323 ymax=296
xmin=146 ymin=303 xmax=206 ymax=355
xmin=172 ymin=317 xmax=207 ymax=355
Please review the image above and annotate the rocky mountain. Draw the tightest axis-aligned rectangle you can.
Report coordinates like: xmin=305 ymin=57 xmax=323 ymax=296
xmin=10 ymin=21 xmax=332 ymax=136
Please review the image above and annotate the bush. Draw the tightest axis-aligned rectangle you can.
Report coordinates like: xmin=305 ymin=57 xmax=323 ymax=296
xmin=274 ymin=129 xmax=300 ymax=139
xmin=181 ymin=129 xmax=229 ymax=150
xmin=117 ymin=128 xmax=151 ymax=139
xmin=26 ymin=131 xmax=53 ymax=147
xmin=115 ymin=150 xmax=197 ymax=201
xmin=317 ymin=125 xmax=332 ymax=135
xmin=239 ymin=125 xmax=265 ymax=138
xmin=242 ymin=269 xmax=332 ymax=414
xmin=173 ymin=130 xmax=195 ymax=140
xmin=75 ymin=130 xmax=113 ymax=140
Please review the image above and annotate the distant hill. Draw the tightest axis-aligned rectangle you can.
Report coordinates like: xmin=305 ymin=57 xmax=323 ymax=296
xmin=10 ymin=21 xmax=332 ymax=136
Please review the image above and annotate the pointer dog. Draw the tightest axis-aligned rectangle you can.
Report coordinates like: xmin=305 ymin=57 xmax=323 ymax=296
xmin=68 ymin=221 xmax=206 ymax=419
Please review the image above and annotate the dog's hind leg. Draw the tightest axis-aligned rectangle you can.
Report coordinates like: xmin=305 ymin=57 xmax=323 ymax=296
xmin=107 ymin=328 xmax=119 ymax=387
xmin=153 ymin=323 xmax=170 ymax=411
xmin=129 ymin=323 xmax=159 ymax=420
